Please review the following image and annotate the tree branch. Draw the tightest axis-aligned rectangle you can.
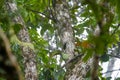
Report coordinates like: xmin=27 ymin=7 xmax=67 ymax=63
xmin=26 ymin=8 xmax=56 ymax=22
xmin=108 ymin=54 xmax=120 ymax=59
xmin=111 ymin=24 xmax=120 ymax=37
xmin=62 ymin=54 xmax=83 ymax=68
xmin=102 ymin=68 xmax=120 ymax=74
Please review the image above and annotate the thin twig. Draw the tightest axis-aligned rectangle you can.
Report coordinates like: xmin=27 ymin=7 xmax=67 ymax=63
xmin=111 ymin=24 xmax=120 ymax=37
xmin=102 ymin=68 xmax=120 ymax=74
xmin=25 ymin=7 xmax=56 ymax=22
xmin=108 ymin=54 xmax=120 ymax=59
xmin=62 ymin=54 xmax=83 ymax=68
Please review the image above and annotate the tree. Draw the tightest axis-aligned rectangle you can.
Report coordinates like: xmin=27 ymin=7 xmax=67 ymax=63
xmin=53 ymin=0 xmax=92 ymax=80
xmin=0 ymin=0 xmax=120 ymax=80
xmin=1 ymin=0 xmax=38 ymax=80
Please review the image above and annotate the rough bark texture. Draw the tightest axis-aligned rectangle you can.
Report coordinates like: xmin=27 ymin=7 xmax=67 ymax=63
xmin=54 ymin=0 xmax=91 ymax=80
xmin=65 ymin=58 xmax=92 ymax=80
xmin=55 ymin=0 xmax=75 ymax=60
xmin=91 ymin=55 xmax=99 ymax=80
xmin=6 ymin=1 xmax=38 ymax=80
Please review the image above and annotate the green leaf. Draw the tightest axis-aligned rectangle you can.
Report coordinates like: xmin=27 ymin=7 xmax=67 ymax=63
xmin=61 ymin=53 xmax=69 ymax=60
xmin=82 ymin=49 xmax=93 ymax=62
xmin=115 ymin=77 xmax=120 ymax=80
xmin=85 ymin=77 xmax=91 ymax=80
xmin=106 ymin=77 xmax=112 ymax=80
xmin=13 ymin=24 xmax=22 ymax=34
xmin=86 ymin=70 xmax=90 ymax=78
xmin=0 ymin=0 xmax=4 ymax=9
xmin=74 ymin=26 xmax=84 ymax=35
xmin=116 ymin=0 xmax=120 ymax=22
xmin=101 ymin=54 xmax=109 ymax=62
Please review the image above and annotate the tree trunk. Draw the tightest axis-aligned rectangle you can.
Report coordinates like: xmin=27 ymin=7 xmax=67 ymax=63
xmin=53 ymin=0 xmax=91 ymax=80
xmin=5 ymin=1 xmax=38 ymax=80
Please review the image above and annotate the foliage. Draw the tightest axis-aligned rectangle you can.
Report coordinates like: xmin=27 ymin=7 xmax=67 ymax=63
xmin=0 ymin=0 xmax=120 ymax=80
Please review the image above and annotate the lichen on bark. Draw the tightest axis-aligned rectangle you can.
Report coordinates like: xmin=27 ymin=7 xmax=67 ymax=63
xmin=5 ymin=1 xmax=38 ymax=80
xmin=53 ymin=0 xmax=91 ymax=80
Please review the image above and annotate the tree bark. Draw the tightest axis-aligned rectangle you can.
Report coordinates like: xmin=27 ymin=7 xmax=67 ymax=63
xmin=53 ymin=0 xmax=91 ymax=80
xmin=55 ymin=0 xmax=75 ymax=60
xmin=5 ymin=1 xmax=38 ymax=80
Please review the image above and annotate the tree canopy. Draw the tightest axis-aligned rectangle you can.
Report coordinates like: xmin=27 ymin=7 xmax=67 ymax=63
xmin=0 ymin=0 xmax=120 ymax=80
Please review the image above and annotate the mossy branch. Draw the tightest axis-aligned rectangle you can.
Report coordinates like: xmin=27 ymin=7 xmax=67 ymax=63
xmin=10 ymin=28 xmax=34 ymax=51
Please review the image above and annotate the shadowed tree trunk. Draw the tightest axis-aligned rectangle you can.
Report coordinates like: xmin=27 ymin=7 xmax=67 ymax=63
xmin=0 ymin=28 xmax=23 ymax=80
xmin=5 ymin=0 xmax=38 ymax=80
xmin=87 ymin=0 xmax=114 ymax=79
